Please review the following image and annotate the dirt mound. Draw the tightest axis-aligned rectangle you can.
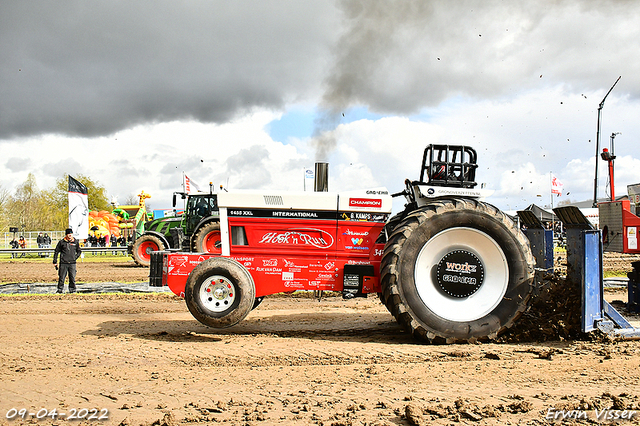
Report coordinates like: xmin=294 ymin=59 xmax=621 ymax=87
xmin=499 ymin=274 xmax=585 ymax=343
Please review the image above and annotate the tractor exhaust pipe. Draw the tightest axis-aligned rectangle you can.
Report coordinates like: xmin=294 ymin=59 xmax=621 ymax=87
xmin=314 ymin=162 xmax=329 ymax=192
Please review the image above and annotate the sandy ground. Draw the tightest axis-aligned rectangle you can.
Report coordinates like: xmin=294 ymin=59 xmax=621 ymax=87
xmin=1 ymin=255 xmax=640 ymax=425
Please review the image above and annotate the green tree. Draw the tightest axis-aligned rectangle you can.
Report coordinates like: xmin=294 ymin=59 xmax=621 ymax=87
xmin=0 ymin=174 xmax=111 ymax=232
xmin=5 ymin=173 xmax=52 ymax=231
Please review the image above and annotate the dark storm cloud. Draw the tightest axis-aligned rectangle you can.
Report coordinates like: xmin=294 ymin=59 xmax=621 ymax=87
xmin=0 ymin=1 xmax=337 ymax=139
xmin=3 ymin=0 xmax=639 ymax=149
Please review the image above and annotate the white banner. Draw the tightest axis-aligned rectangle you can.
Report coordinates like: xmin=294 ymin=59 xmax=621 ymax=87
xmin=68 ymin=176 xmax=89 ymax=240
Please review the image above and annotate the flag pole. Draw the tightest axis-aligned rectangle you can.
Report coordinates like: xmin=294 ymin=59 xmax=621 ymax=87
xmin=182 ymin=171 xmax=186 ymax=211
xmin=550 ymin=172 xmax=555 ymax=233
xmin=550 ymin=172 xmax=553 ymax=210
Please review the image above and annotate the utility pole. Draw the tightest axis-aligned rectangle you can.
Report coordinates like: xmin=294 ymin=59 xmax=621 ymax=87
xmin=602 ymin=132 xmax=622 ymax=201
xmin=593 ymin=76 xmax=621 ymax=207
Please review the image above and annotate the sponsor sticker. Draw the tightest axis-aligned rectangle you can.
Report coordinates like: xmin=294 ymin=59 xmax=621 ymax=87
xmin=436 ymin=250 xmax=484 ymax=298
xmin=343 ymin=229 xmax=369 ymax=236
xmin=349 ymin=198 xmax=382 ymax=209
xmin=282 ymin=272 xmax=294 ymax=280
xmin=258 ymin=229 xmax=334 ymax=249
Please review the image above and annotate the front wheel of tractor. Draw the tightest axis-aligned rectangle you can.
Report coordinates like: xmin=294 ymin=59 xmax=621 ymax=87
xmin=184 ymin=257 xmax=255 ymax=328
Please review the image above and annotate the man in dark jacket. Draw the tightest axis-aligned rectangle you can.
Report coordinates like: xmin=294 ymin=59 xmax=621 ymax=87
xmin=53 ymin=228 xmax=82 ymax=294
xmin=37 ymin=232 xmax=45 ymax=257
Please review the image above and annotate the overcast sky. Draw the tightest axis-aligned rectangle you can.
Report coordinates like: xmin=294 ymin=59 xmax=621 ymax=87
xmin=2 ymin=0 xmax=639 ymax=215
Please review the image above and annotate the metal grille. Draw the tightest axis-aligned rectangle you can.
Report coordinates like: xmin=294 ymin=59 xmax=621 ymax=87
xmin=263 ymin=195 xmax=284 ymax=206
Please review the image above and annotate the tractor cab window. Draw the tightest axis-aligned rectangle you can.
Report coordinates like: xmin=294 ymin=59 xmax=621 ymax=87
xmin=185 ymin=195 xmax=218 ymax=235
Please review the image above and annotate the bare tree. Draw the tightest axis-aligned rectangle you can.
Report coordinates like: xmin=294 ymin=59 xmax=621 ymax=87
xmin=123 ymin=194 xmax=141 ymax=206
xmin=0 ymin=184 xmax=10 ymax=231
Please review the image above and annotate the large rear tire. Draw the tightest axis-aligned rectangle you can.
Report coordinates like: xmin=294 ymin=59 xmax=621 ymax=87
xmin=376 ymin=209 xmax=411 ymax=305
xmin=184 ymin=257 xmax=255 ymax=328
xmin=380 ymin=198 xmax=534 ymax=343
xmin=193 ymin=222 xmax=222 ymax=254
xmin=131 ymin=235 xmax=164 ymax=267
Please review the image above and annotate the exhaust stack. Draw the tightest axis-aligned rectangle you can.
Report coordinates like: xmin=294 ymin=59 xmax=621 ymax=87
xmin=314 ymin=162 xmax=329 ymax=192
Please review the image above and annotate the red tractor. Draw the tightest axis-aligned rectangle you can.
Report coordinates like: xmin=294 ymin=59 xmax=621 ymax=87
xmin=150 ymin=145 xmax=535 ymax=343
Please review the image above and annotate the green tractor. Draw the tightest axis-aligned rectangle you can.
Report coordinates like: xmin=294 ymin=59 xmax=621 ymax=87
xmin=129 ymin=188 xmax=221 ymax=267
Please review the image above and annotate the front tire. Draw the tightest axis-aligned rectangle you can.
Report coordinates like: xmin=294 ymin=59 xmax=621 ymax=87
xmin=185 ymin=257 xmax=255 ymax=328
xmin=380 ymin=198 xmax=534 ymax=343
xmin=131 ymin=235 xmax=164 ymax=267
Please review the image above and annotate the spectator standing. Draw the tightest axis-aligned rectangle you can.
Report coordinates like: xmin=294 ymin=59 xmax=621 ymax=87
xmin=18 ymin=236 xmax=26 ymax=257
xmin=37 ymin=232 xmax=44 ymax=257
xmin=53 ymin=228 xmax=82 ymax=294
xmin=43 ymin=233 xmax=52 ymax=257
xmin=9 ymin=239 xmax=19 ymax=258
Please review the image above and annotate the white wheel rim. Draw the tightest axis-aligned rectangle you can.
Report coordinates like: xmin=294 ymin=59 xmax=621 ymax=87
xmin=413 ymin=227 xmax=508 ymax=322
xmin=199 ymin=275 xmax=236 ymax=312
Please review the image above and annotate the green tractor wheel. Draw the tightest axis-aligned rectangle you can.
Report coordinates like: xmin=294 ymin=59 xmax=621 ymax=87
xmin=132 ymin=234 xmax=164 ymax=267
xmin=193 ymin=222 xmax=222 ymax=254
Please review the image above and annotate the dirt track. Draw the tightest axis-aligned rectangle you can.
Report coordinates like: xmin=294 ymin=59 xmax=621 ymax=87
xmin=1 ymin=257 xmax=640 ymax=425
xmin=1 ymin=292 xmax=640 ymax=425
xmin=0 ymin=259 xmax=149 ymax=285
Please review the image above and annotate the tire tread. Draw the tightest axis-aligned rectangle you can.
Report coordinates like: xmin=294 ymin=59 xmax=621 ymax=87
xmin=380 ymin=198 xmax=535 ymax=343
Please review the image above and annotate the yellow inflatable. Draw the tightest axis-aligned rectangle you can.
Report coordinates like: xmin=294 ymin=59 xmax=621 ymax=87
xmin=89 ymin=210 xmax=122 ymax=238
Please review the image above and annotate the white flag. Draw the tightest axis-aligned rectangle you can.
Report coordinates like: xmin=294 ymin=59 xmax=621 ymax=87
xmin=551 ymin=174 xmax=564 ymax=196
xmin=68 ymin=176 xmax=89 ymax=239
xmin=185 ymin=175 xmax=202 ymax=194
